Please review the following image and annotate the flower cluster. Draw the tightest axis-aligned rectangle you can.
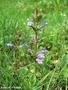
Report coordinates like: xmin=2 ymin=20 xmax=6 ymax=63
xmin=36 ymin=48 xmax=48 ymax=64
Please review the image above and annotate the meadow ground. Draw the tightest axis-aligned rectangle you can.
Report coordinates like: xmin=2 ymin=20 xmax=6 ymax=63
xmin=0 ymin=0 xmax=68 ymax=90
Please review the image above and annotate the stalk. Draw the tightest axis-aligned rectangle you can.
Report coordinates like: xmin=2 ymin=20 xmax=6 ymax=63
xmin=35 ymin=30 xmax=38 ymax=52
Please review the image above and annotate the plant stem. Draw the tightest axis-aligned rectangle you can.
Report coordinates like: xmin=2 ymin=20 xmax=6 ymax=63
xmin=35 ymin=31 xmax=38 ymax=52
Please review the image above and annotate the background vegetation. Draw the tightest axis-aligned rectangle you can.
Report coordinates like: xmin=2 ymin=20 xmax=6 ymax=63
xmin=0 ymin=0 xmax=68 ymax=90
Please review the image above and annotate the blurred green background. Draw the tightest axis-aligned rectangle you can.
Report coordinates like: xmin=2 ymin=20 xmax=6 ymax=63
xmin=0 ymin=0 xmax=68 ymax=90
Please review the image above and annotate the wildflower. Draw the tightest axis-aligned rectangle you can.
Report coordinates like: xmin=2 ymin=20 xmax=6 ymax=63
xmin=37 ymin=53 xmax=45 ymax=59
xmin=38 ymin=48 xmax=48 ymax=54
xmin=27 ymin=19 xmax=34 ymax=27
xmin=36 ymin=58 xmax=43 ymax=64
xmin=6 ymin=42 xmax=13 ymax=47
xmin=36 ymin=48 xmax=48 ymax=64
xmin=36 ymin=53 xmax=44 ymax=64
xmin=41 ymin=48 xmax=48 ymax=53
xmin=39 ymin=20 xmax=48 ymax=29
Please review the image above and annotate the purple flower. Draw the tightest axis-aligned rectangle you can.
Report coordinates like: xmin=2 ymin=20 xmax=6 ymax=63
xmin=37 ymin=53 xmax=44 ymax=59
xmin=6 ymin=42 xmax=13 ymax=47
xmin=36 ymin=48 xmax=48 ymax=64
xmin=36 ymin=58 xmax=43 ymax=64
xmin=36 ymin=53 xmax=44 ymax=64
xmin=27 ymin=19 xmax=34 ymax=27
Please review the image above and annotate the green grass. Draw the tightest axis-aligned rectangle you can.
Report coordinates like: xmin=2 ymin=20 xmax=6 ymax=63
xmin=0 ymin=0 xmax=68 ymax=90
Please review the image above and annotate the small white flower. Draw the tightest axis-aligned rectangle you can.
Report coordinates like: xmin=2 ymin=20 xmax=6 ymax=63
xmin=27 ymin=19 xmax=34 ymax=27
xmin=6 ymin=42 xmax=13 ymax=47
